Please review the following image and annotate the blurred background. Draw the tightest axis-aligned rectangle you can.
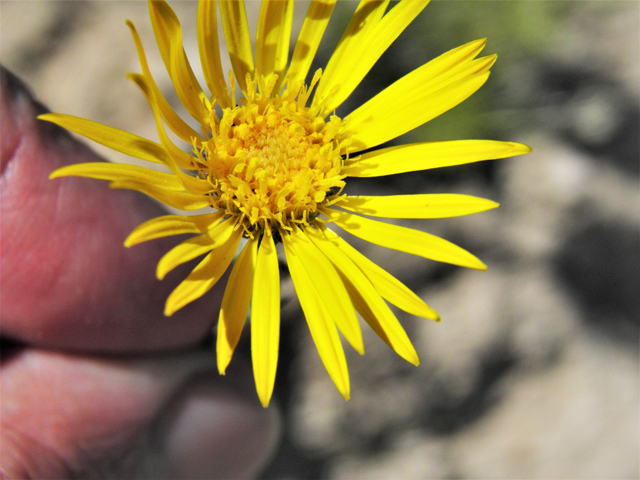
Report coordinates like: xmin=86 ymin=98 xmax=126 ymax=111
xmin=2 ymin=1 xmax=638 ymax=478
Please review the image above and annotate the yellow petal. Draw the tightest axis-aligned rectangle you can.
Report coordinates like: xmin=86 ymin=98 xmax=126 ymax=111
xmin=217 ymin=237 xmax=258 ymax=375
xmin=313 ymin=0 xmax=390 ymax=110
xmin=251 ymin=232 xmax=280 ymax=408
xmin=125 ymin=212 xmax=224 ymax=247
xmin=165 ymin=227 xmax=242 ymax=316
xmin=348 ymin=282 xmax=419 ymax=365
xmin=219 ymin=0 xmax=255 ymax=94
xmin=109 ymin=179 xmax=211 ymax=210
xmin=127 ymin=73 xmax=213 ymax=194
xmin=307 ymin=228 xmax=419 ymax=365
xmin=126 ymin=20 xmax=204 ymax=142
xmin=347 ymin=68 xmax=493 ymax=152
xmin=339 ymin=194 xmax=499 ymax=219
xmin=320 ymin=225 xmax=439 ymax=320
xmin=126 ymin=74 xmax=192 ymax=170
xmin=156 ymin=217 xmax=236 ymax=280
xmin=39 ymin=113 xmax=163 ymax=165
xmin=286 ymin=0 xmax=337 ymax=89
xmin=414 ymin=37 xmax=488 ymax=78
xmin=347 ymin=38 xmax=488 ymax=138
xmin=148 ymin=0 xmax=208 ymax=124
xmin=343 ymin=140 xmax=532 ymax=177
xmin=344 ymin=38 xmax=487 ymax=123
xmin=315 ymin=0 xmax=430 ymax=113
xmin=322 ymin=208 xmax=487 ymax=270
xmin=283 ymin=231 xmax=350 ymax=399
xmin=256 ymin=0 xmax=294 ymax=92
xmin=50 ymin=162 xmax=181 ymax=189
xmin=285 ymin=228 xmax=363 ymax=355
xmin=197 ymin=0 xmax=231 ymax=108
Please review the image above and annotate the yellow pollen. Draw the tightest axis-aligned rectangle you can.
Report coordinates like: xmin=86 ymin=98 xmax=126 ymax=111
xmin=196 ymin=74 xmax=349 ymax=237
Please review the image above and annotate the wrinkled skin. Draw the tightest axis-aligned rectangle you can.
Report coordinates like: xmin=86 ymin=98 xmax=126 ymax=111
xmin=0 ymin=66 xmax=279 ymax=479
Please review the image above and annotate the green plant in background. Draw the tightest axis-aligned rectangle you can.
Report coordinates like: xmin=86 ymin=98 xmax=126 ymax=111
xmin=409 ymin=0 xmax=564 ymax=143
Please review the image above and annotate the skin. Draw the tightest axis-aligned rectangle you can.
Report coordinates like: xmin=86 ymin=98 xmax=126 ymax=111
xmin=0 ymin=66 xmax=279 ymax=479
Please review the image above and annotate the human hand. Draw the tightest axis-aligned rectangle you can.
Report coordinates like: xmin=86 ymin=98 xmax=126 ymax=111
xmin=0 ymin=66 xmax=279 ymax=479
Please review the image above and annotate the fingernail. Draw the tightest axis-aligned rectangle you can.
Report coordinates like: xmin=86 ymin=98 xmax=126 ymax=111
xmin=152 ymin=371 xmax=280 ymax=479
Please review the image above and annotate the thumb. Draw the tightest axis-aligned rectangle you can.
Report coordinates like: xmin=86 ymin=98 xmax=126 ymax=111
xmin=0 ymin=65 xmax=221 ymax=352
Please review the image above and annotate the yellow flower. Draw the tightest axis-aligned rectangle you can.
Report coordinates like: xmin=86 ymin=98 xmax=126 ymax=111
xmin=41 ymin=0 xmax=531 ymax=407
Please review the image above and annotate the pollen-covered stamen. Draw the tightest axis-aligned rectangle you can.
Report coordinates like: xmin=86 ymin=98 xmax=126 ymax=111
xmin=197 ymin=73 xmax=350 ymax=236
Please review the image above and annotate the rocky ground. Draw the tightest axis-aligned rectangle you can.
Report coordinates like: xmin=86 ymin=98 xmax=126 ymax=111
xmin=2 ymin=1 xmax=638 ymax=478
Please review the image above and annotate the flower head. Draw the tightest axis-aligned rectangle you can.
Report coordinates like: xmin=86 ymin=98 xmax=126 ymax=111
xmin=42 ymin=0 xmax=531 ymax=407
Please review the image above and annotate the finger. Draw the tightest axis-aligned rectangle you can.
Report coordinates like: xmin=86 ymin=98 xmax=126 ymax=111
xmin=0 ymin=66 xmax=223 ymax=352
xmin=0 ymin=347 xmax=279 ymax=479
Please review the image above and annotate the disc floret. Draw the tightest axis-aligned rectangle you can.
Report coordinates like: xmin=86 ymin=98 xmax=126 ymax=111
xmin=195 ymin=73 xmax=350 ymax=238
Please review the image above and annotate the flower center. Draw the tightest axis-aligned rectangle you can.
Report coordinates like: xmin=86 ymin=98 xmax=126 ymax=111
xmin=196 ymin=75 xmax=349 ymax=237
